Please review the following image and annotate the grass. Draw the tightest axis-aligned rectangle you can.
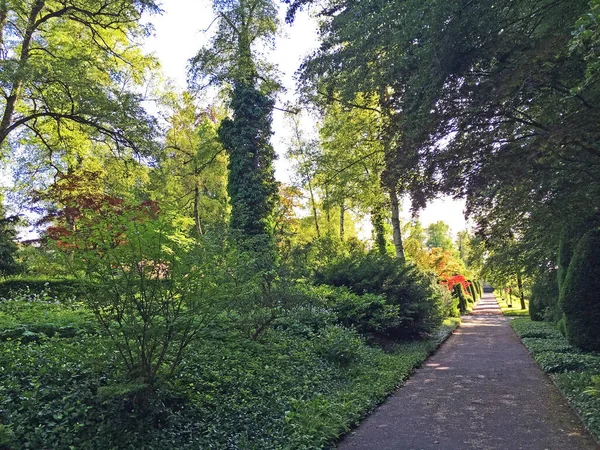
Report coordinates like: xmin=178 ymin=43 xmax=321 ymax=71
xmin=511 ymin=318 xmax=600 ymax=442
xmin=0 ymin=292 xmax=460 ymax=449
xmin=496 ymin=292 xmax=529 ymax=316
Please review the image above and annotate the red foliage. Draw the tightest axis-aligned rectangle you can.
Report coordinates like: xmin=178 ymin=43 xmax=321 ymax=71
xmin=440 ymin=274 xmax=471 ymax=292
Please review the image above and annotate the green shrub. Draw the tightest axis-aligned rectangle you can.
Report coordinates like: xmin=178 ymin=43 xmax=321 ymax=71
xmin=533 ymin=352 xmax=600 ymax=374
xmin=0 ymin=277 xmax=88 ymax=301
xmin=521 ymin=338 xmax=579 ymax=354
xmin=529 ymin=270 xmax=559 ymax=322
xmin=313 ymin=325 xmax=366 ymax=367
xmin=560 ymin=228 xmax=600 ymax=351
xmin=452 ymin=283 xmax=469 ymax=314
xmin=467 ymin=281 xmax=478 ymax=302
xmin=314 ymin=252 xmax=444 ymax=337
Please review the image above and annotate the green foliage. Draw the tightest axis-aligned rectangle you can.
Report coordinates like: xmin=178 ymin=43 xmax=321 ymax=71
xmin=511 ymin=319 xmax=564 ymax=339
xmin=315 ymin=252 xmax=445 ymax=337
xmin=560 ymin=228 xmax=600 ymax=351
xmin=0 ymin=277 xmax=87 ymax=300
xmin=529 ymin=269 xmax=559 ymax=322
xmin=0 ymin=212 xmax=20 ymax=277
xmin=512 ymin=318 xmax=600 ymax=441
xmin=313 ymin=325 xmax=366 ymax=367
xmin=452 ymin=283 xmax=469 ymax=315
xmin=63 ymin=204 xmax=226 ymax=384
xmin=0 ymin=291 xmax=95 ymax=341
xmin=219 ymin=83 xmax=279 ymax=246
xmin=315 ymin=285 xmax=402 ymax=337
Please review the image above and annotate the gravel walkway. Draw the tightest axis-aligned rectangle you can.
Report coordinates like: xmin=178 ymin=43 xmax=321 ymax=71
xmin=338 ymin=293 xmax=598 ymax=450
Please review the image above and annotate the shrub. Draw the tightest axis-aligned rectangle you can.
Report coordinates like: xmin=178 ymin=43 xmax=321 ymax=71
xmin=529 ymin=270 xmax=559 ymax=322
xmin=0 ymin=277 xmax=88 ymax=301
xmin=560 ymin=228 xmax=600 ymax=351
xmin=313 ymin=325 xmax=366 ymax=367
xmin=315 ymin=253 xmax=444 ymax=338
xmin=452 ymin=283 xmax=469 ymax=314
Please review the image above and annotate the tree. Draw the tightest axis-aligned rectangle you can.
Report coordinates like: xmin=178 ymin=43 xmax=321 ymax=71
xmin=0 ymin=0 xmax=159 ymax=155
xmin=152 ymin=94 xmax=228 ymax=236
xmin=0 ymin=201 xmax=20 ymax=276
xmin=425 ymin=221 xmax=455 ymax=252
xmin=191 ymin=0 xmax=280 ymax=249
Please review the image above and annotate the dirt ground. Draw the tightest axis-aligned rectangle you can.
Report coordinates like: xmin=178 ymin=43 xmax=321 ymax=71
xmin=337 ymin=294 xmax=598 ymax=450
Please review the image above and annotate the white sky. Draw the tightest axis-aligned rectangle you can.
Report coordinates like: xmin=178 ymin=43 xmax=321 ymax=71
xmin=143 ymin=1 xmax=469 ymax=237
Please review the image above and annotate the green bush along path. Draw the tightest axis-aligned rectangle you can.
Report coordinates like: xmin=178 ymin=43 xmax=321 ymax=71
xmin=338 ymin=293 xmax=597 ymax=450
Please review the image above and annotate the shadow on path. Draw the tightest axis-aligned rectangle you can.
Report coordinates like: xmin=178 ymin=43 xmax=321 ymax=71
xmin=338 ymin=293 xmax=597 ymax=450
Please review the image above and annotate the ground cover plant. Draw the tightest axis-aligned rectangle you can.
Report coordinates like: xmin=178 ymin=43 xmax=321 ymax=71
xmin=511 ymin=318 xmax=600 ymax=440
xmin=0 ymin=286 xmax=460 ymax=449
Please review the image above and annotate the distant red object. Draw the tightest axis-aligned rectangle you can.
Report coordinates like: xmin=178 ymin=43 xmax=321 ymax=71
xmin=440 ymin=274 xmax=471 ymax=291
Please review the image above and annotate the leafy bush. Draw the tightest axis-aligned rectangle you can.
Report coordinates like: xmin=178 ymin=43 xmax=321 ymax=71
xmin=529 ymin=269 xmax=559 ymax=322
xmin=554 ymin=372 xmax=600 ymax=439
xmin=63 ymin=206 xmax=228 ymax=384
xmin=313 ymin=325 xmax=366 ymax=367
xmin=560 ymin=228 xmax=600 ymax=351
xmin=521 ymin=338 xmax=579 ymax=354
xmin=315 ymin=252 xmax=444 ymax=337
xmin=0 ymin=277 xmax=88 ymax=301
xmin=452 ymin=283 xmax=469 ymax=314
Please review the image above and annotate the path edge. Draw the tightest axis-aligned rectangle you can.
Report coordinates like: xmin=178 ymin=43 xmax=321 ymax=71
xmin=507 ymin=317 xmax=600 ymax=447
xmin=332 ymin=315 xmax=463 ymax=448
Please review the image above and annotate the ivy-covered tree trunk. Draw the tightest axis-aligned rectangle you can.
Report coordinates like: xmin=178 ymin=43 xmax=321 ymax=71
xmin=389 ymin=188 xmax=405 ymax=260
xmin=218 ymin=82 xmax=278 ymax=245
xmin=371 ymin=201 xmax=387 ymax=255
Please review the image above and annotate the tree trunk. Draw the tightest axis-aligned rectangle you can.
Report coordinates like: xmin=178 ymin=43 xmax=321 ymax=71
xmin=339 ymin=202 xmax=345 ymax=242
xmin=517 ymin=272 xmax=526 ymax=310
xmin=371 ymin=202 xmax=386 ymax=255
xmin=308 ymin=180 xmax=320 ymax=237
xmin=0 ymin=0 xmax=8 ymax=58
xmin=0 ymin=0 xmax=45 ymax=146
xmin=389 ymin=189 xmax=405 ymax=259
xmin=193 ymin=182 xmax=203 ymax=236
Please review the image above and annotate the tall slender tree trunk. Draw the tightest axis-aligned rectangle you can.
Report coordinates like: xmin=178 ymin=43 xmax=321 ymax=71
xmin=308 ymin=180 xmax=320 ymax=237
xmin=339 ymin=202 xmax=345 ymax=242
xmin=0 ymin=0 xmax=8 ymax=58
xmin=324 ymin=185 xmax=331 ymax=230
xmin=0 ymin=0 xmax=45 ymax=146
xmin=371 ymin=201 xmax=387 ymax=255
xmin=517 ymin=272 xmax=526 ymax=310
xmin=389 ymin=189 xmax=404 ymax=260
xmin=193 ymin=182 xmax=203 ymax=236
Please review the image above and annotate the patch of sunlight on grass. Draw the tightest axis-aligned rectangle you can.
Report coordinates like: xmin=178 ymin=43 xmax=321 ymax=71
xmin=496 ymin=293 xmax=529 ymax=317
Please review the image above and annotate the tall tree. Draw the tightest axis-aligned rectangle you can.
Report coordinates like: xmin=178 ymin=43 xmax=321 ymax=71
xmin=191 ymin=0 xmax=279 ymax=246
xmin=0 ymin=0 xmax=159 ymax=155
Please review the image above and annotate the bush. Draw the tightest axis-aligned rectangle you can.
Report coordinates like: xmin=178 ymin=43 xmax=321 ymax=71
xmin=313 ymin=325 xmax=366 ymax=367
xmin=452 ymin=283 xmax=469 ymax=314
xmin=314 ymin=253 xmax=444 ymax=338
xmin=0 ymin=277 xmax=88 ymax=301
xmin=529 ymin=269 xmax=559 ymax=322
xmin=560 ymin=228 xmax=600 ymax=351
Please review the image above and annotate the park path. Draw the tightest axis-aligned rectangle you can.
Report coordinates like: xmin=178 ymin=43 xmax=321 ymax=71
xmin=338 ymin=293 xmax=598 ymax=450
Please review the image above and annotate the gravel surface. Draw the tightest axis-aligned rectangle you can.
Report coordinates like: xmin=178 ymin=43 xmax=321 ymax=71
xmin=338 ymin=293 xmax=598 ymax=450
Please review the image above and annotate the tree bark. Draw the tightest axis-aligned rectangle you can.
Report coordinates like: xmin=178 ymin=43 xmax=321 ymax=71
xmin=0 ymin=0 xmax=8 ymax=58
xmin=517 ymin=272 xmax=526 ymax=310
xmin=389 ymin=188 xmax=405 ymax=259
xmin=339 ymin=202 xmax=345 ymax=241
xmin=308 ymin=179 xmax=320 ymax=237
xmin=193 ymin=182 xmax=203 ymax=236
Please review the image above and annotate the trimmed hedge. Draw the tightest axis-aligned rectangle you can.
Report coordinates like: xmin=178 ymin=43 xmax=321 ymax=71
xmin=560 ymin=228 xmax=600 ymax=351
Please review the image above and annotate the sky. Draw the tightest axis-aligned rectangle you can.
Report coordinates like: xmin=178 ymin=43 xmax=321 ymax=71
xmin=143 ymin=1 xmax=469 ymax=237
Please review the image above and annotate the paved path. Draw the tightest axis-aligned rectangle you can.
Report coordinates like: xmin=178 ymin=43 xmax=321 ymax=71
xmin=338 ymin=293 xmax=598 ymax=450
